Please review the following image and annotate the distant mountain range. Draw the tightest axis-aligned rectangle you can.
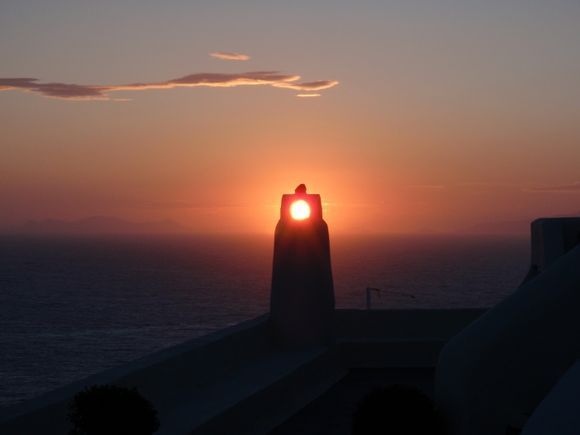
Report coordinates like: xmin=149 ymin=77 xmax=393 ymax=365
xmin=18 ymin=216 xmax=186 ymax=235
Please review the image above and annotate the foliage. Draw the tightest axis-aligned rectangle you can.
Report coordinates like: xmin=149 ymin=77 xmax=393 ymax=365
xmin=352 ymin=384 xmax=445 ymax=435
xmin=68 ymin=384 xmax=159 ymax=435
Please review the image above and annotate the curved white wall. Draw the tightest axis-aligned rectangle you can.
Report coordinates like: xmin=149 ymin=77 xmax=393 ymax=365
xmin=436 ymin=243 xmax=580 ymax=435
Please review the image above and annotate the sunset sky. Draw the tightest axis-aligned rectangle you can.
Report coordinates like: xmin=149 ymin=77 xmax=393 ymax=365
xmin=1 ymin=0 xmax=579 ymax=234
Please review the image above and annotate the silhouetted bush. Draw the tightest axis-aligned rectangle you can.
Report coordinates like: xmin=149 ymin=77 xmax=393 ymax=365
xmin=68 ymin=384 xmax=159 ymax=435
xmin=352 ymin=384 xmax=445 ymax=435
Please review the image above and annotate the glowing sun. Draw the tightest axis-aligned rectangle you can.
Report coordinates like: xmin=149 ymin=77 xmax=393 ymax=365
xmin=290 ymin=200 xmax=311 ymax=220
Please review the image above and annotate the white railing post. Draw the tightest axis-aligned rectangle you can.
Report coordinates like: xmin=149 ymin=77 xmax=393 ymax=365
xmin=366 ymin=287 xmax=382 ymax=310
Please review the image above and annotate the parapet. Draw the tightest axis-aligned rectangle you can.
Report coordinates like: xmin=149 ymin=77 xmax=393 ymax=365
xmin=436 ymin=217 xmax=580 ymax=435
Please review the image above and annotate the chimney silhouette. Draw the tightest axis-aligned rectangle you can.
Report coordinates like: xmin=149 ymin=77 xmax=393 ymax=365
xmin=270 ymin=184 xmax=335 ymax=346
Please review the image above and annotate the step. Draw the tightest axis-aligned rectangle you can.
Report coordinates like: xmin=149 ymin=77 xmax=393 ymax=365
xmin=159 ymin=346 xmax=347 ymax=435
xmin=339 ymin=338 xmax=447 ymax=368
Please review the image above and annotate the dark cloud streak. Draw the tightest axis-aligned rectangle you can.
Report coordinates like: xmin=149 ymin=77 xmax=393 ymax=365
xmin=0 ymin=71 xmax=339 ymax=100
xmin=0 ymin=78 xmax=106 ymax=99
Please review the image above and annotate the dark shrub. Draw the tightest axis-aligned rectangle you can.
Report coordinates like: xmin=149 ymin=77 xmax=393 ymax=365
xmin=68 ymin=384 xmax=159 ymax=435
xmin=352 ymin=384 xmax=445 ymax=435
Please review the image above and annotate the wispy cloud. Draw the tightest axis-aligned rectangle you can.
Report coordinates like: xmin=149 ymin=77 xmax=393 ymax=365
xmin=134 ymin=199 xmax=251 ymax=210
xmin=0 ymin=71 xmax=339 ymax=101
xmin=296 ymin=93 xmax=321 ymax=98
xmin=272 ymin=80 xmax=339 ymax=91
xmin=525 ymin=182 xmax=580 ymax=193
xmin=0 ymin=78 xmax=107 ymax=99
xmin=406 ymin=184 xmax=445 ymax=190
xmin=210 ymin=51 xmax=250 ymax=61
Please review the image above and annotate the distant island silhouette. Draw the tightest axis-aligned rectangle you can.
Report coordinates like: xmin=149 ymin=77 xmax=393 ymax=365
xmin=467 ymin=220 xmax=529 ymax=235
xmin=468 ymin=212 xmax=580 ymax=235
xmin=18 ymin=216 xmax=185 ymax=235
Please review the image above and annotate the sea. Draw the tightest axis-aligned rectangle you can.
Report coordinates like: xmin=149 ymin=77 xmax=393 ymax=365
xmin=0 ymin=234 xmax=529 ymax=407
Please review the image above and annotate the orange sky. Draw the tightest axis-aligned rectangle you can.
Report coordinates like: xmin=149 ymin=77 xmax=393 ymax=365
xmin=1 ymin=1 xmax=579 ymax=234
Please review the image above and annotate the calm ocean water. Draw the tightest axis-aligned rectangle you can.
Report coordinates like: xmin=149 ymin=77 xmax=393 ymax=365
xmin=0 ymin=234 xmax=529 ymax=407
